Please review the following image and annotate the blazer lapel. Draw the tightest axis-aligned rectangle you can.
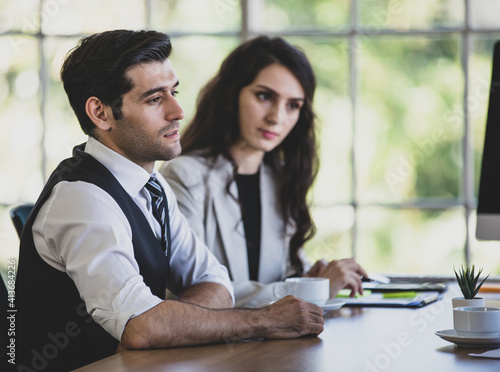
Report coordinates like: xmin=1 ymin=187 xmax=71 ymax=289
xmin=211 ymin=156 xmax=249 ymax=282
xmin=258 ymin=164 xmax=288 ymax=283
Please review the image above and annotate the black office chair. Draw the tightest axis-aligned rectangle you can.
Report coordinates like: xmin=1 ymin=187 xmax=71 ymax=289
xmin=10 ymin=203 xmax=34 ymax=238
xmin=2 ymin=204 xmax=33 ymax=358
xmin=2 ymin=204 xmax=34 ymax=354
xmin=0 ymin=273 xmax=7 ymax=357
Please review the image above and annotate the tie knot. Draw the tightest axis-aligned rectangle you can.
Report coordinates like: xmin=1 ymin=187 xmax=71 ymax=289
xmin=145 ymin=176 xmax=163 ymax=198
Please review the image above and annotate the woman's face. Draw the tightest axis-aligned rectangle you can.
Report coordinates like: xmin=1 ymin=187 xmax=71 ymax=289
xmin=236 ymin=63 xmax=305 ymax=155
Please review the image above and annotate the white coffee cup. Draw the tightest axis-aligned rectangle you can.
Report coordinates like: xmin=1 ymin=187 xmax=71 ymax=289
xmin=453 ymin=306 xmax=500 ymax=337
xmin=274 ymin=277 xmax=330 ymax=305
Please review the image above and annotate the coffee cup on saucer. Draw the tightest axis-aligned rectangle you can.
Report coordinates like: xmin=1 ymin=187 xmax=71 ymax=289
xmin=274 ymin=277 xmax=330 ymax=306
xmin=453 ymin=306 xmax=500 ymax=337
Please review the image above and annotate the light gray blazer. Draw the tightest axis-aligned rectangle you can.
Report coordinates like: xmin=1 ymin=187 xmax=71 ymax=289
xmin=161 ymin=153 xmax=300 ymax=307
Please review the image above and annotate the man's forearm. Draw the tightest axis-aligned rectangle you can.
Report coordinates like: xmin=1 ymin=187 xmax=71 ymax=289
xmin=121 ymin=299 xmax=261 ymax=349
xmin=175 ymin=282 xmax=233 ymax=309
xmin=120 ymin=296 xmax=324 ymax=350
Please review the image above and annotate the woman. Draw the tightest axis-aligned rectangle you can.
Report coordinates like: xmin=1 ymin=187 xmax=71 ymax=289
xmin=161 ymin=36 xmax=367 ymax=307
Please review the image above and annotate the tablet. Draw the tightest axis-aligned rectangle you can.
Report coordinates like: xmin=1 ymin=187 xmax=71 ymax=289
xmin=362 ymin=282 xmax=448 ymax=293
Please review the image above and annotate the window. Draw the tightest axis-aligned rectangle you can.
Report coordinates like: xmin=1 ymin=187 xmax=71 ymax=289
xmin=2 ymin=0 xmax=500 ymax=279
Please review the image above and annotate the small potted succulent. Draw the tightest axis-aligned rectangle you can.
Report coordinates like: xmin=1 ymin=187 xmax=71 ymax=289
xmin=452 ymin=264 xmax=489 ymax=308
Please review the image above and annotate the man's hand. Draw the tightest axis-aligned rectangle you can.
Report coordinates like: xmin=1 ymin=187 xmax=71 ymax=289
xmin=259 ymin=296 xmax=324 ymax=339
xmin=304 ymin=258 xmax=368 ymax=298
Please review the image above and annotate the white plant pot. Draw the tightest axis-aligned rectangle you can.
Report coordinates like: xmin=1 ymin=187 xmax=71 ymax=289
xmin=451 ymin=297 xmax=485 ymax=308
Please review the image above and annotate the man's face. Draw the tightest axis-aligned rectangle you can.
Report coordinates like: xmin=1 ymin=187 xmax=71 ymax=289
xmin=102 ymin=59 xmax=184 ymax=172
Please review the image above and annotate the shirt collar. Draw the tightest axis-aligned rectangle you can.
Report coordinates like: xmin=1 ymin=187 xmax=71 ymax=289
xmin=84 ymin=136 xmax=151 ymax=197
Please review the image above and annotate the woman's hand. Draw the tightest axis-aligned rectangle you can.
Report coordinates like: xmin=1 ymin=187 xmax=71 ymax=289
xmin=304 ymin=258 xmax=368 ymax=298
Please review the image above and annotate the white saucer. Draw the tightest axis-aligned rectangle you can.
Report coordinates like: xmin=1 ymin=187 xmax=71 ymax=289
xmin=435 ymin=329 xmax=500 ymax=348
xmin=316 ymin=299 xmax=345 ymax=311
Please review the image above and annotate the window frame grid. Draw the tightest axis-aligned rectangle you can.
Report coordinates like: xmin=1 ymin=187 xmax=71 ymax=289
xmin=3 ymin=0 xmax=499 ymax=266
xmin=242 ymin=0 xmax=488 ymax=264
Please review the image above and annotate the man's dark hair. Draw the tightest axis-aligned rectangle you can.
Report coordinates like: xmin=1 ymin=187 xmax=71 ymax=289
xmin=60 ymin=29 xmax=172 ymax=135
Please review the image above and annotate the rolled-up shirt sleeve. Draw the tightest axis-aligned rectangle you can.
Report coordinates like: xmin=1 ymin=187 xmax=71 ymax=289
xmin=33 ymin=181 xmax=163 ymax=341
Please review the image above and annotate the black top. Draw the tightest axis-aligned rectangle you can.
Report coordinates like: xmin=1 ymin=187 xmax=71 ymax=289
xmin=235 ymin=172 xmax=261 ymax=281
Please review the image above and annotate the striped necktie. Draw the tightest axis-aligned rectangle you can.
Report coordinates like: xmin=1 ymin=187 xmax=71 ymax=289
xmin=145 ymin=176 xmax=170 ymax=255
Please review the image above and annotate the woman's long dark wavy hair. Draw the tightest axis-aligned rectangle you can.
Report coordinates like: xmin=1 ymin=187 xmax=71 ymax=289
xmin=181 ymin=36 xmax=318 ymax=275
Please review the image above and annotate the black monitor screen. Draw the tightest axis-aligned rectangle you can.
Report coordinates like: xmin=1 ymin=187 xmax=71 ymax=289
xmin=476 ymin=40 xmax=500 ymax=240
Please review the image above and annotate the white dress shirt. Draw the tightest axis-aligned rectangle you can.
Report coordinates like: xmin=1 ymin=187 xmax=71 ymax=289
xmin=32 ymin=137 xmax=233 ymax=341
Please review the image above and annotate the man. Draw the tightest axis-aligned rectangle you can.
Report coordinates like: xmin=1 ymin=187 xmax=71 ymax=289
xmin=14 ymin=30 xmax=324 ymax=372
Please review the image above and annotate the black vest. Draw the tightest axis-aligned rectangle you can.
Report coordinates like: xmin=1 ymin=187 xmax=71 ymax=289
xmin=14 ymin=144 xmax=170 ymax=372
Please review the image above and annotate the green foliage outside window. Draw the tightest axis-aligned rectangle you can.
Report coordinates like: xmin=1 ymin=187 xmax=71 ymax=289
xmin=2 ymin=0 xmax=500 ymax=279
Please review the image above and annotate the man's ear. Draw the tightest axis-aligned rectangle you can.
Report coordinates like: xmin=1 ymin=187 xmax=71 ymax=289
xmin=85 ymin=97 xmax=113 ymax=131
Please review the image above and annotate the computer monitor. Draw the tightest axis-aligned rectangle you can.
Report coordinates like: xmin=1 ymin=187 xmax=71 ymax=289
xmin=476 ymin=40 xmax=500 ymax=240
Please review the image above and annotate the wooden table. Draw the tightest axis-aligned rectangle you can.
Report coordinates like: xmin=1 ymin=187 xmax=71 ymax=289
xmin=74 ymin=289 xmax=500 ymax=372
